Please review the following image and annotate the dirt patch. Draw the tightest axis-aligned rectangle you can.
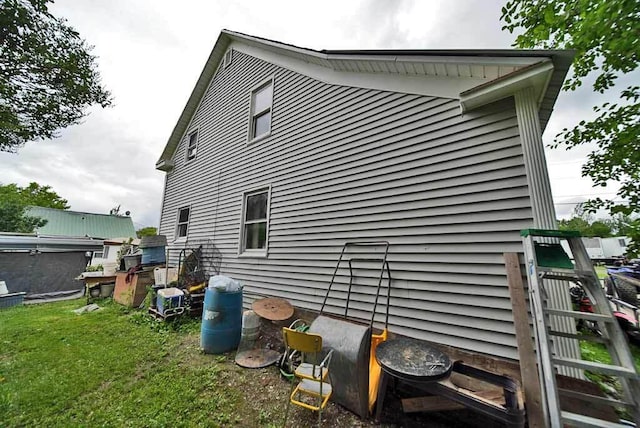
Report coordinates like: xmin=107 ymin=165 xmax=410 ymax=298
xmin=174 ymin=319 xmax=506 ymax=427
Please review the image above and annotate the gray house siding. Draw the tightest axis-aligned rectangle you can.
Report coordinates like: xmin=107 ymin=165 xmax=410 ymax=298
xmin=159 ymin=50 xmax=533 ymax=360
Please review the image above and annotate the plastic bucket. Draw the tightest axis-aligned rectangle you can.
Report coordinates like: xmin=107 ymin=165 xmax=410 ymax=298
xmin=141 ymin=246 xmax=166 ymax=265
xmin=100 ymin=282 xmax=115 ymax=298
xmin=241 ymin=310 xmax=260 ymax=343
xmin=201 ymin=288 xmax=242 ymax=354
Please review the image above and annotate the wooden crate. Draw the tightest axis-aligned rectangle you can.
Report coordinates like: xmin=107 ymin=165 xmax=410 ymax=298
xmin=114 ymin=271 xmax=153 ymax=307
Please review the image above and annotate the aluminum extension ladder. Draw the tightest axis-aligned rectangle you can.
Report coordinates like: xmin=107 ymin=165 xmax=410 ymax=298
xmin=522 ymin=229 xmax=640 ymax=427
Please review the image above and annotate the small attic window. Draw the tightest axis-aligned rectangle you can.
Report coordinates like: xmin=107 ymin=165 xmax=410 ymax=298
xmin=223 ymin=49 xmax=233 ymax=68
xmin=186 ymin=130 xmax=198 ymax=161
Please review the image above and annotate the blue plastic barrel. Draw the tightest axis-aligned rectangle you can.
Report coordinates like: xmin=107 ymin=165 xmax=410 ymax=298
xmin=141 ymin=246 xmax=166 ymax=265
xmin=201 ymin=288 xmax=243 ymax=354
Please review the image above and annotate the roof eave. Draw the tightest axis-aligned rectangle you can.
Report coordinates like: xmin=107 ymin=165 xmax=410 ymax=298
xmin=155 ymin=158 xmax=175 ymax=172
xmin=459 ymin=60 xmax=554 ymax=113
xmin=155 ymin=30 xmax=575 ymax=166
xmin=459 ymin=49 xmax=573 ymax=132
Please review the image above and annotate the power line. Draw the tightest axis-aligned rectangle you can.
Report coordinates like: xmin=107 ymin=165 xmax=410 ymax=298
xmin=554 ymin=193 xmax=621 ymax=198
xmin=554 ymin=201 xmax=626 ymax=206
xmin=547 ymin=156 xmax=587 ymax=165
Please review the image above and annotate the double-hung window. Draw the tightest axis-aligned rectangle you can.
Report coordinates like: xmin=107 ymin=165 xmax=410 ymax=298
xmin=249 ymin=79 xmax=273 ymax=142
xmin=240 ymin=188 xmax=270 ymax=255
xmin=186 ymin=130 xmax=198 ymax=161
xmin=176 ymin=206 xmax=190 ymax=239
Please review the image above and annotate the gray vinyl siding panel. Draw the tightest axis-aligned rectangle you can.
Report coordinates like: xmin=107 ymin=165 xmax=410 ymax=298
xmin=159 ymin=51 xmax=534 ymax=360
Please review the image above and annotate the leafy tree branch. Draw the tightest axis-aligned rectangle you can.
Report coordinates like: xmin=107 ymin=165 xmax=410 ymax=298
xmin=501 ymin=0 xmax=640 ymax=255
xmin=0 ymin=0 xmax=112 ymax=151
xmin=0 ymin=182 xmax=69 ymax=232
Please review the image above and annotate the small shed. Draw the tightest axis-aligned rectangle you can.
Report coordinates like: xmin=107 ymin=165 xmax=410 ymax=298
xmin=0 ymin=233 xmax=103 ymax=298
xmin=0 ymin=208 xmax=137 ymax=299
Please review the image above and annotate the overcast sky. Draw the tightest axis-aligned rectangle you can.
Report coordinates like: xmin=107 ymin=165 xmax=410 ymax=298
xmin=1 ymin=0 xmax=628 ymax=229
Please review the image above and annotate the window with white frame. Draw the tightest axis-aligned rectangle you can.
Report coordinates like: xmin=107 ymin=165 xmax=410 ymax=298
xmin=240 ymin=189 xmax=269 ymax=254
xmin=186 ymin=130 xmax=198 ymax=161
xmin=176 ymin=206 xmax=190 ymax=238
xmin=103 ymin=245 xmax=110 ymax=259
xmin=249 ymin=80 xmax=273 ymax=141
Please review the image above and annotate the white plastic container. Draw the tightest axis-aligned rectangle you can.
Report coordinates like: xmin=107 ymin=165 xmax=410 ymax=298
xmin=154 ymin=267 xmax=178 ymax=286
xmin=156 ymin=287 xmax=184 ymax=314
xmin=241 ymin=310 xmax=261 ymax=343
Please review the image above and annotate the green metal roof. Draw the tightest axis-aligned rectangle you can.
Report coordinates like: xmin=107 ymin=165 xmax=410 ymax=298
xmin=27 ymin=207 xmax=136 ymax=239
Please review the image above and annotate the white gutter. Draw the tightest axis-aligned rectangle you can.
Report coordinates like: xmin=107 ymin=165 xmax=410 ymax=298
xmin=459 ymin=60 xmax=554 ymax=113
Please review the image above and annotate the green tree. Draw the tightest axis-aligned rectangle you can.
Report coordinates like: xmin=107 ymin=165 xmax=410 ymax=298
xmin=558 ymin=203 xmax=614 ymax=237
xmin=0 ymin=182 xmax=69 ymax=232
xmin=604 ymin=213 xmax=637 ymax=236
xmin=0 ymin=203 xmax=47 ymax=233
xmin=501 ymin=0 xmax=639 ymax=253
xmin=0 ymin=0 xmax=111 ymax=151
xmin=0 ymin=182 xmax=69 ymax=209
xmin=588 ymin=221 xmax=613 ymax=238
xmin=136 ymin=227 xmax=158 ymax=238
xmin=558 ymin=217 xmax=613 ymax=237
xmin=558 ymin=216 xmax=590 ymax=235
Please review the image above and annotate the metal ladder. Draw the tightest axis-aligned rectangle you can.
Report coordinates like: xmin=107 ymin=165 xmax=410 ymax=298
xmin=522 ymin=229 xmax=640 ymax=427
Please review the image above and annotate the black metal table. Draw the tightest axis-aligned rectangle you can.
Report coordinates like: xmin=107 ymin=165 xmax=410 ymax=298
xmin=374 ymin=338 xmax=524 ymax=427
xmin=374 ymin=337 xmax=453 ymax=420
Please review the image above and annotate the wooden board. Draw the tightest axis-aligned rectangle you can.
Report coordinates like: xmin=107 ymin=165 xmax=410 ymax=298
xmin=449 ymin=371 xmax=500 ymax=393
xmin=402 ymin=389 xmax=505 ymax=413
xmin=402 ymin=395 xmax=464 ymax=413
xmin=557 ymin=375 xmax=619 ymax=422
xmin=504 ymin=252 xmax=545 ymax=428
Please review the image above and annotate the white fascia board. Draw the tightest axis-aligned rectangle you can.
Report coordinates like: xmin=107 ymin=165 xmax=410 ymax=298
xmin=327 ymin=53 xmax=542 ymax=68
xmin=223 ymin=30 xmax=327 ymax=63
xmin=231 ymin=42 xmax=487 ymax=99
xmin=459 ymin=60 xmax=554 ymax=113
xmin=155 ymin=159 xmax=175 ymax=172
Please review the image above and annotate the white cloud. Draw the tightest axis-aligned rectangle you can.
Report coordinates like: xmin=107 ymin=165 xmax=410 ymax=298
xmin=0 ymin=0 xmax=626 ymax=227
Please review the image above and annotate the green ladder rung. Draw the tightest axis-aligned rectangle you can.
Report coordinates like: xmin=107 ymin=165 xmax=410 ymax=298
xmin=520 ymin=228 xmax=582 ymax=238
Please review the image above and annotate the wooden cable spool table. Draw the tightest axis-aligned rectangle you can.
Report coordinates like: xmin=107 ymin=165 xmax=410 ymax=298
xmin=251 ymin=297 xmax=294 ymax=321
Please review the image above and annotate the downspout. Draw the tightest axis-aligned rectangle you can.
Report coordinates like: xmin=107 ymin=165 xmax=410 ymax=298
xmin=515 ymin=86 xmax=582 ymax=377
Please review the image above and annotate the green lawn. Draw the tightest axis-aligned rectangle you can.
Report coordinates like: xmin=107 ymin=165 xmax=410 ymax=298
xmin=594 ymin=265 xmax=608 ymax=280
xmin=3 ymin=298 xmax=638 ymax=427
xmin=581 ymin=340 xmax=640 ymax=371
xmin=580 ymin=339 xmax=640 ymax=420
xmin=0 ymin=299 xmax=307 ymax=427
